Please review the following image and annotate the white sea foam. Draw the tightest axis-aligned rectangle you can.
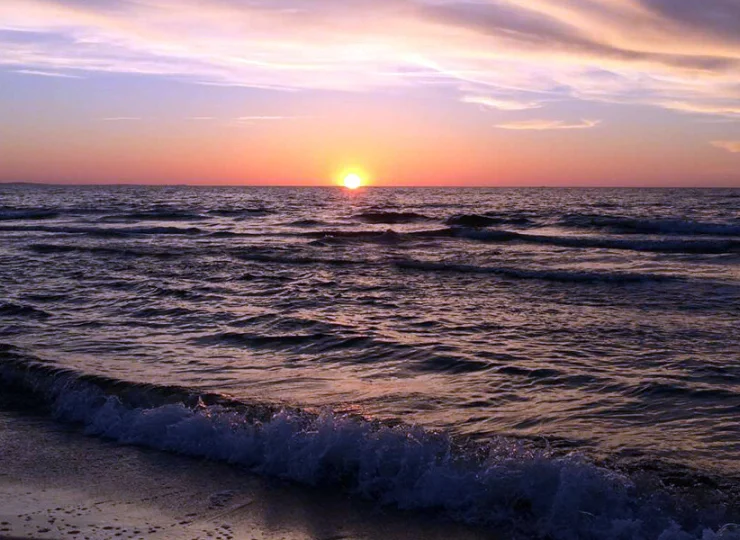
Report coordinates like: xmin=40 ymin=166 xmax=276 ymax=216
xmin=0 ymin=359 xmax=734 ymax=540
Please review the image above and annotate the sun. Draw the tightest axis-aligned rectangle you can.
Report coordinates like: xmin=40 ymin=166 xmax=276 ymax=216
xmin=343 ymin=173 xmax=363 ymax=190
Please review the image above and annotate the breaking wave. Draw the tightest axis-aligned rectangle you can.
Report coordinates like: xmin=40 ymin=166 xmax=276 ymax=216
xmin=0 ymin=348 xmax=737 ymax=540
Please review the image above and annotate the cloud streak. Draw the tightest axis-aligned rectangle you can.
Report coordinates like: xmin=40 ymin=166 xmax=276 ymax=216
xmin=13 ymin=68 xmax=83 ymax=78
xmin=235 ymin=116 xmax=305 ymax=121
xmin=711 ymin=140 xmax=740 ymax=153
xmin=495 ymin=119 xmax=601 ymax=131
xmin=461 ymin=95 xmax=542 ymax=111
xmin=661 ymin=102 xmax=740 ymax=118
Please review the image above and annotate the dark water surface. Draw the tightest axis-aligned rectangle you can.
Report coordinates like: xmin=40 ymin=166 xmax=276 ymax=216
xmin=1 ymin=185 xmax=739 ymax=539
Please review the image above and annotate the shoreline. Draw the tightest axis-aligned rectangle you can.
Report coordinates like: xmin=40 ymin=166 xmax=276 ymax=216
xmin=0 ymin=409 xmax=494 ymax=540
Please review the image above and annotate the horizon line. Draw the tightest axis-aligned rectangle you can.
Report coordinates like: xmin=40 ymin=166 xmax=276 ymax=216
xmin=1 ymin=181 xmax=739 ymax=189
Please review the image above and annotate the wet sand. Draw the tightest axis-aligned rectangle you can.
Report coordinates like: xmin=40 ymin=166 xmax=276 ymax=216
xmin=0 ymin=410 xmax=495 ymax=540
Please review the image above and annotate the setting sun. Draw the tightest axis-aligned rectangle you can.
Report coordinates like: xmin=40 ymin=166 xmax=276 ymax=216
xmin=343 ymin=173 xmax=363 ymax=190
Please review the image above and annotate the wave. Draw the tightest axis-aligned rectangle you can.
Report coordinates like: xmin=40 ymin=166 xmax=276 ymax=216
xmin=132 ymin=306 xmax=197 ymax=318
xmin=627 ymin=381 xmax=740 ymax=401
xmin=305 ymin=229 xmax=403 ymax=240
xmin=317 ymin=231 xmax=405 ymax=246
xmin=0 ymin=209 xmax=60 ymax=221
xmin=232 ymin=246 xmax=710 ymax=278
xmin=193 ymin=325 xmax=496 ymax=372
xmin=286 ymin=219 xmax=332 ymax=227
xmin=28 ymin=243 xmax=183 ymax=259
xmin=132 ymin=282 xmax=217 ymax=301
xmin=207 ymin=207 xmax=273 ymax=218
xmin=234 ymin=252 xmax=362 ymax=266
xmin=100 ymin=210 xmax=207 ymax=222
xmin=0 ymin=224 xmax=203 ymax=237
xmin=13 ymin=220 xmax=734 ymax=255
xmin=560 ymin=215 xmax=740 ymax=237
xmin=0 ymin=302 xmax=51 ymax=319
xmin=446 ymin=214 xmax=532 ymax=228
xmin=0 ymin=348 xmax=736 ymax=540
xmin=355 ymin=211 xmax=432 ymax=224
xmin=193 ymin=331 xmax=330 ymax=350
xmin=96 ymin=225 xmax=204 ymax=236
xmin=447 ymin=228 xmax=740 ymax=254
xmin=394 ymin=260 xmax=678 ymax=284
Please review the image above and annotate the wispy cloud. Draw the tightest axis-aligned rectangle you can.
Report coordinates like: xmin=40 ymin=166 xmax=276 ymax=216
xmin=235 ymin=116 xmax=302 ymax=121
xmin=661 ymin=102 xmax=740 ymax=118
xmin=495 ymin=119 xmax=601 ymax=131
xmin=461 ymin=95 xmax=542 ymax=111
xmin=13 ymin=69 xmax=83 ymax=79
xmin=711 ymin=140 xmax=740 ymax=153
xmin=231 ymin=116 xmax=310 ymax=126
xmin=228 ymin=115 xmax=310 ymax=127
xmin=0 ymin=0 xmax=738 ymax=118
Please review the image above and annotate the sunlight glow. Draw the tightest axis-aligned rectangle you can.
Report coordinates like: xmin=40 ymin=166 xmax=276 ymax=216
xmin=343 ymin=173 xmax=363 ymax=189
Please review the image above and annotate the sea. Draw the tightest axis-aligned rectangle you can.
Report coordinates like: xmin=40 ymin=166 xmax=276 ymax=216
xmin=1 ymin=184 xmax=739 ymax=539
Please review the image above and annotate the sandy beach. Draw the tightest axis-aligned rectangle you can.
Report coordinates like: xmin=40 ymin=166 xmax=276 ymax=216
xmin=0 ymin=410 xmax=494 ymax=540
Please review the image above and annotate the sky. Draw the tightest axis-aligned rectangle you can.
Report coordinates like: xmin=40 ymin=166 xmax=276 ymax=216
xmin=0 ymin=0 xmax=739 ymax=186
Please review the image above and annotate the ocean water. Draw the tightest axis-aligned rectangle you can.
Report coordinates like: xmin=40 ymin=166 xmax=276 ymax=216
xmin=1 ymin=184 xmax=739 ymax=539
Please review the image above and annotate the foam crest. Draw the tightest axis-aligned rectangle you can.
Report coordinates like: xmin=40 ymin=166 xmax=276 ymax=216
xmin=0 ymin=351 xmax=737 ymax=540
